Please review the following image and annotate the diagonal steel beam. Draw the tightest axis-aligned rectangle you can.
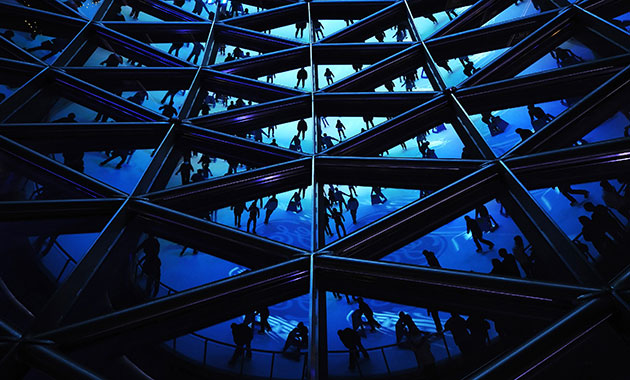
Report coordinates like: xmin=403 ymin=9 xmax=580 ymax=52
xmin=223 ymin=2 xmax=306 ymax=31
xmin=315 ymin=156 xmax=482 ymax=189
xmin=425 ymin=9 xmax=563 ymax=62
xmin=188 ymin=94 xmax=311 ymax=132
xmin=179 ymin=123 xmax=307 ymax=164
xmin=323 ymin=43 xmax=427 ymax=92
xmin=0 ymin=122 xmax=169 ymax=152
xmin=211 ymin=45 xmax=309 ymax=77
xmin=201 ymin=68 xmax=304 ymax=101
xmin=314 ymin=91 xmax=438 ymax=116
xmin=146 ymin=158 xmax=311 ymax=212
xmin=89 ymin=23 xmax=194 ymax=67
xmin=0 ymin=199 xmax=123 ymax=236
xmin=315 ymin=255 xmax=599 ymax=319
xmin=61 ymin=67 xmax=198 ymax=91
xmin=128 ymin=199 xmax=306 ymax=267
xmin=324 ymin=94 xmax=450 ymax=156
xmin=0 ymin=135 xmax=126 ymax=199
xmin=506 ymin=138 xmax=630 ymax=188
xmin=102 ymin=21 xmax=212 ymax=43
xmin=0 ymin=38 xmax=46 ymax=65
xmin=0 ymin=320 xmax=105 ymax=380
xmin=456 ymin=53 xmax=630 ymax=113
xmin=34 ymin=257 xmax=310 ymax=354
xmin=464 ymin=297 xmax=612 ymax=379
xmin=423 ymin=0 xmax=521 ymax=39
xmin=26 ymin=198 xmax=129 ymax=333
xmin=459 ymin=7 xmax=577 ymax=87
xmin=505 ymin=63 xmax=630 ymax=156
xmin=497 ymin=161 xmax=602 ymax=286
xmin=318 ymin=1 xmax=405 ymax=43
xmin=215 ymin=23 xmax=302 ymax=52
xmin=121 ymin=0 xmax=207 ymax=22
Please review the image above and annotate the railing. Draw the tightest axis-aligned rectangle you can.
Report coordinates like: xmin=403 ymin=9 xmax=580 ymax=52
xmin=35 ymin=236 xmax=79 ymax=284
xmin=51 ymin=240 xmax=78 ymax=283
xmin=134 ymin=264 xmax=433 ymax=379
xmin=166 ymin=331 xmax=308 ymax=380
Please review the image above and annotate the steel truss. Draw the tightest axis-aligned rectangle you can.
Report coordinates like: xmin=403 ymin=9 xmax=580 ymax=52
xmin=1 ymin=0 xmax=630 ymax=378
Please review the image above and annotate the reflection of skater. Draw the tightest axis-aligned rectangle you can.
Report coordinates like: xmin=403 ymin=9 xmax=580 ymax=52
xmin=475 ymin=204 xmax=499 ymax=232
xmin=283 ymin=322 xmax=308 ymax=360
xmin=371 ymin=186 xmax=387 ymax=204
xmin=295 ymin=68 xmax=308 ymax=88
xmin=27 ymin=38 xmax=66 ymax=60
xmin=263 ymin=195 xmax=278 ymax=224
xmin=444 ymin=313 xmax=474 ymax=355
xmin=99 ymin=149 xmax=130 ymax=169
xmin=324 ymin=68 xmax=335 ymax=85
xmin=358 ymin=297 xmax=381 ymax=332
xmin=256 ymin=306 xmax=272 ymax=334
xmin=465 ymin=215 xmax=494 ymax=252
xmin=229 ymin=323 xmax=253 ymax=365
xmin=338 ymin=328 xmax=369 ymax=370
xmin=421 ymin=250 xmax=441 ymax=268
xmin=246 ymin=200 xmax=260 ymax=234
xmin=297 ymin=119 xmax=308 ymax=140
xmin=287 ymin=192 xmax=303 ymax=213
xmin=313 ymin=19 xmax=324 ymax=39
xmin=550 ymin=47 xmax=583 ymax=67
xmin=175 ymin=161 xmax=193 ymax=185
xmin=528 ymin=104 xmax=554 ymax=131
xmin=136 ymin=235 xmax=161 ymax=297
xmin=295 ymin=20 xmax=307 ymax=38
xmin=321 ymin=133 xmax=338 ymax=149
xmin=329 ymin=208 xmax=346 ymax=238
xmin=335 ymin=119 xmax=346 ymax=140
xmin=347 ymin=195 xmax=359 ymax=224
xmin=231 ymin=201 xmax=246 ymax=227
xmin=187 ymin=41 xmax=205 ymax=64
xmin=557 ymin=184 xmax=589 ymax=206
xmin=289 ymin=135 xmax=302 ymax=152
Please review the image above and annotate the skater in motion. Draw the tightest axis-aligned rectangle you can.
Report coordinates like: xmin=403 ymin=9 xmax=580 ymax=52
xmin=465 ymin=215 xmax=494 ymax=252
xmin=246 ymin=200 xmax=260 ymax=234
xmin=324 ymin=68 xmax=335 ymax=85
xmin=328 ymin=207 xmax=346 ymax=238
xmin=296 ymin=67 xmax=308 ymax=88
xmin=338 ymin=328 xmax=369 ymax=370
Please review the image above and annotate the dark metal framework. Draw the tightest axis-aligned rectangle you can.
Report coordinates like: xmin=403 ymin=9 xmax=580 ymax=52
xmin=1 ymin=0 xmax=630 ymax=378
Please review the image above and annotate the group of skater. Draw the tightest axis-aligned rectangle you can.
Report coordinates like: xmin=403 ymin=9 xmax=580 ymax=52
xmin=229 ymin=308 xmax=309 ymax=364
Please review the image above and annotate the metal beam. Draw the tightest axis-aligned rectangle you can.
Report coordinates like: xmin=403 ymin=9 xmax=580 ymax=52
xmin=0 ymin=122 xmax=169 ymax=152
xmin=460 ymin=7 xmax=577 ymax=87
xmin=0 ymin=199 xmax=123 ymax=236
xmin=313 ymin=91 xmax=439 ymax=116
xmin=189 ymin=94 xmax=311 ymax=132
xmin=0 ymin=135 xmax=126 ymax=199
xmin=147 ymin=158 xmax=311 ymax=211
xmin=315 ymin=156 xmax=481 ymax=189
xmin=506 ymin=63 xmax=630 ymax=156
xmin=464 ymin=298 xmax=612 ymax=380
xmin=315 ymin=255 xmax=598 ymax=319
xmin=128 ymin=199 xmax=306 ymax=268
xmin=456 ymin=54 xmax=630 ymax=113
xmin=325 ymin=95 xmax=450 ymax=156
xmin=506 ymin=138 xmax=630 ymax=188
xmin=34 ymin=258 xmax=310 ymax=354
